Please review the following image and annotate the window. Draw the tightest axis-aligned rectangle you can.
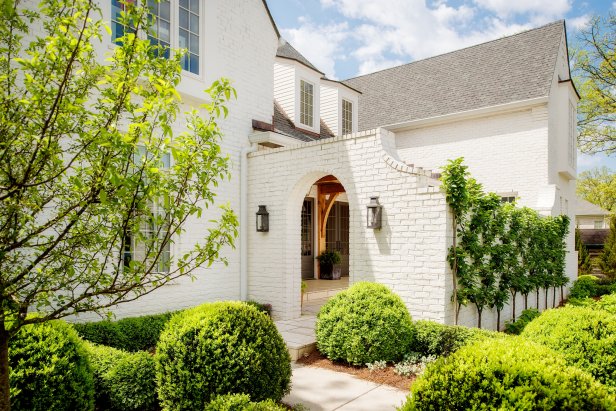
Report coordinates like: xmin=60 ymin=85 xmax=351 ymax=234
xmin=300 ymin=80 xmax=314 ymax=128
xmin=342 ymin=99 xmax=353 ymax=135
xmin=111 ymin=0 xmax=200 ymax=75
xmin=595 ymin=220 xmax=604 ymax=229
xmin=123 ymin=148 xmax=171 ymax=273
xmin=499 ymin=192 xmax=517 ymax=204
xmin=569 ymin=101 xmax=576 ymax=167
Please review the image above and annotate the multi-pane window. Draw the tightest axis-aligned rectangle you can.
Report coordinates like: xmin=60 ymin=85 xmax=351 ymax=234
xmin=300 ymin=80 xmax=314 ymax=128
xmin=147 ymin=0 xmax=171 ymax=59
xmin=569 ymin=101 xmax=576 ymax=167
xmin=111 ymin=0 xmax=200 ymax=75
xmin=342 ymin=99 xmax=353 ymax=135
xmin=179 ymin=0 xmax=200 ymax=74
xmin=595 ymin=220 xmax=604 ymax=229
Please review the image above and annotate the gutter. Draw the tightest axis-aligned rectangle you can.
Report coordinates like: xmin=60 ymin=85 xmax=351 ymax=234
xmin=240 ymin=143 xmax=258 ymax=301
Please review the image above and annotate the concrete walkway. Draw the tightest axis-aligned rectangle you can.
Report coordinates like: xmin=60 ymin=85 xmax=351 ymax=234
xmin=284 ymin=364 xmax=408 ymax=410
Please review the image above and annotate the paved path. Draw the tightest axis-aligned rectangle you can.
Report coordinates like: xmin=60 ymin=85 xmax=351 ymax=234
xmin=284 ymin=364 xmax=408 ymax=411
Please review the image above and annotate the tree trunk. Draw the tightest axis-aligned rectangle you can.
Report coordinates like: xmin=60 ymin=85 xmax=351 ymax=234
xmin=496 ymin=310 xmax=501 ymax=332
xmin=511 ymin=291 xmax=517 ymax=321
xmin=0 ymin=325 xmax=10 ymax=411
xmin=536 ymin=289 xmax=540 ymax=309
xmin=552 ymin=287 xmax=556 ymax=308
xmin=544 ymin=288 xmax=549 ymax=310
xmin=524 ymin=294 xmax=528 ymax=310
xmin=477 ymin=309 xmax=482 ymax=329
xmin=560 ymin=285 xmax=564 ymax=305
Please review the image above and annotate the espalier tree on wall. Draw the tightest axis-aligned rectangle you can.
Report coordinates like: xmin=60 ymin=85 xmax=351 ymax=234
xmin=0 ymin=1 xmax=239 ymax=409
xmin=442 ymin=159 xmax=569 ymax=329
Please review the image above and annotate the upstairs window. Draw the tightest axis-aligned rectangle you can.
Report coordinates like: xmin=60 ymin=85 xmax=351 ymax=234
xmin=595 ymin=220 xmax=604 ymax=229
xmin=111 ymin=0 xmax=200 ymax=75
xmin=300 ymin=80 xmax=314 ymax=128
xmin=342 ymin=99 xmax=353 ymax=135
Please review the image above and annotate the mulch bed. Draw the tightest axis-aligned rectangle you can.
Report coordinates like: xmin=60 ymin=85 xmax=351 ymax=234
xmin=296 ymin=351 xmax=416 ymax=391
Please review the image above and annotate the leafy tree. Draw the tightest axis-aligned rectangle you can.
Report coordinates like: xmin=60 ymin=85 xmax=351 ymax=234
xmin=576 ymin=228 xmax=593 ymax=275
xmin=0 ymin=0 xmax=238 ymax=409
xmin=576 ymin=167 xmax=616 ymax=212
xmin=573 ymin=14 xmax=616 ymax=154
xmin=601 ymin=216 xmax=616 ymax=278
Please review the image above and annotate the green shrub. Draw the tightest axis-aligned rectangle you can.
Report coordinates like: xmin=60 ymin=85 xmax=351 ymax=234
xmin=595 ymin=293 xmax=616 ymax=314
xmin=156 ymin=301 xmax=291 ymax=410
xmin=569 ymin=275 xmax=616 ymax=299
xmin=204 ymin=394 xmax=286 ymax=411
xmin=504 ymin=308 xmax=540 ymax=335
xmin=10 ymin=320 xmax=94 ymax=411
xmin=412 ymin=320 xmax=502 ymax=357
xmin=316 ymin=282 xmax=415 ymax=365
xmin=74 ymin=311 xmax=175 ymax=352
xmin=245 ymin=300 xmax=272 ymax=317
xmin=401 ymin=336 xmax=616 ymax=410
xmin=86 ymin=342 xmax=158 ymax=411
xmin=522 ymin=306 xmax=616 ymax=387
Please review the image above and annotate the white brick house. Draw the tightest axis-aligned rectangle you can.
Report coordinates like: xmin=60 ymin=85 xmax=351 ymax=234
xmin=60 ymin=1 xmax=578 ymax=329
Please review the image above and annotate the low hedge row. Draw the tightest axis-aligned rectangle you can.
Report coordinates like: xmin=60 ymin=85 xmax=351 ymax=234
xmin=73 ymin=311 xmax=176 ymax=352
xmin=401 ymin=336 xmax=616 ymax=410
xmin=569 ymin=275 xmax=616 ymax=299
xmin=412 ymin=320 xmax=503 ymax=357
xmin=503 ymin=308 xmax=540 ymax=335
xmin=204 ymin=394 xmax=286 ymax=411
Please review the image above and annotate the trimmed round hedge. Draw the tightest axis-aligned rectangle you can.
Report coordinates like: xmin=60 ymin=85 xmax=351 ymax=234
xmin=10 ymin=320 xmax=94 ymax=411
xmin=316 ymin=282 xmax=414 ymax=365
xmin=401 ymin=336 xmax=616 ymax=410
xmin=156 ymin=302 xmax=291 ymax=410
xmin=86 ymin=342 xmax=158 ymax=411
xmin=521 ymin=306 xmax=616 ymax=387
xmin=204 ymin=394 xmax=286 ymax=411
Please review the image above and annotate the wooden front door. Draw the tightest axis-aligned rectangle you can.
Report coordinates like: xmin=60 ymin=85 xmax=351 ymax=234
xmin=325 ymin=201 xmax=350 ymax=277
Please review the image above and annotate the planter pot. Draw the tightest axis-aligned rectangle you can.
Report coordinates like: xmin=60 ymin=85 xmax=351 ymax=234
xmin=331 ymin=266 xmax=341 ymax=280
xmin=320 ymin=262 xmax=333 ymax=280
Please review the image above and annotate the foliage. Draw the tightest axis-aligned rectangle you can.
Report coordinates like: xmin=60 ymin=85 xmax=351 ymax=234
xmin=601 ymin=215 xmax=616 ymax=278
xmin=245 ymin=301 xmax=272 ymax=317
xmin=576 ymin=167 xmax=616 ymax=212
xmin=316 ymin=250 xmax=342 ymax=265
xmin=442 ymin=158 xmax=570 ymax=327
xmin=411 ymin=320 xmax=503 ymax=357
xmin=315 ymin=282 xmax=415 ymax=365
xmin=86 ymin=342 xmax=157 ymax=411
xmin=569 ymin=275 xmax=616 ymax=299
xmin=595 ymin=293 xmax=616 ymax=314
xmin=74 ymin=311 xmax=176 ymax=352
xmin=366 ymin=360 xmax=387 ymax=371
xmin=522 ymin=306 xmax=616 ymax=387
xmin=400 ymin=336 xmax=616 ymax=410
xmin=393 ymin=353 xmax=436 ymax=377
xmin=572 ymin=15 xmax=616 ymax=154
xmin=156 ymin=302 xmax=291 ymax=410
xmin=503 ymin=308 xmax=540 ymax=335
xmin=9 ymin=320 xmax=94 ymax=411
xmin=576 ymin=229 xmax=593 ymax=275
xmin=204 ymin=394 xmax=286 ymax=411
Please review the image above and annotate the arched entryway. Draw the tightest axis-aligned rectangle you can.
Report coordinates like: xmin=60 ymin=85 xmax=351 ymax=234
xmin=300 ymin=175 xmax=350 ymax=312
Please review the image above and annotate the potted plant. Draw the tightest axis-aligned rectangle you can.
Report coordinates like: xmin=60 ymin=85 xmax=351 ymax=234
xmin=316 ymin=250 xmax=342 ymax=280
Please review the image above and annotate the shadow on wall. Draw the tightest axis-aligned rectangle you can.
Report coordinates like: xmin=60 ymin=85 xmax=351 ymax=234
xmin=375 ymin=208 xmax=391 ymax=255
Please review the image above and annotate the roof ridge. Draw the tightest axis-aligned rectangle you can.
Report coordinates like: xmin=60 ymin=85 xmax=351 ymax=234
xmin=342 ymin=20 xmax=564 ymax=82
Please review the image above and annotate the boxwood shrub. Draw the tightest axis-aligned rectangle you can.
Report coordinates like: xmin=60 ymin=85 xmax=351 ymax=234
xmin=10 ymin=320 xmax=94 ymax=411
xmin=595 ymin=293 xmax=616 ymax=314
xmin=86 ymin=342 xmax=158 ymax=411
xmin=412 ymin=320 xmax=502 ymax=357
xmin=569 ymin=275 xmax=616 ymax=299
xmin=156 ymin=301 xmax=291 ymax=410
xmin=316 ymin=282 xmax=415 ymax=365
xmin=401 ymin=336 xmax=616 ymax=410
xmin=204 ymin=394 xmax=286 ymax=411
xmin=503 ymin=308 xmax=540 ymax=335
xmin=74 ymin=311 xmax=175 ymax=352
xmin=522 ymin=305 xmax=616 ymax=387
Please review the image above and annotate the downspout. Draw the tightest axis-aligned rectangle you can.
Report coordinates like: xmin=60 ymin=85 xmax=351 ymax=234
xmin=240 ymin=143 xmax=258 ymax=301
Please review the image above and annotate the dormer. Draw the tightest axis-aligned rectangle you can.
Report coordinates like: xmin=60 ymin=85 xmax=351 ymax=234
xmin=320 ymin=79 xmax=360 ymax=136
xmin=274 ymin=40 xmax=323 ymax=135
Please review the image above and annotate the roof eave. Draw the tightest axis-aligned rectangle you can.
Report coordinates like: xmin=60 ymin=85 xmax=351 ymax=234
xmin=275 ymin=55 xmax=325 ymax=76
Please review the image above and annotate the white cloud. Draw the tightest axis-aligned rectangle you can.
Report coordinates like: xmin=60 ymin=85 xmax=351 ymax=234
xmin=568 ymin=14 xmax=591 ymax=31
xmin=473 ymin=0 xmax=571 ymax=20
xmin=281 ymin=20 xmax=349 ymax=79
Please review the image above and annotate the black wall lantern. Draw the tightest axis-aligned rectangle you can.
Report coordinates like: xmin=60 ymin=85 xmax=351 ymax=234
xmin=256 ymin=205 xmax=269 ymax=232
xmin=366 ymin=196 xmax=382 ymax=229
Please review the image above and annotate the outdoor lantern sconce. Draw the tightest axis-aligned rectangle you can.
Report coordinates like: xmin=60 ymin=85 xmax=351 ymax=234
xmin=366 ymin=196 xmax=382 ymax=229
xmin=256 ymin=205 xmax=269 ymax=232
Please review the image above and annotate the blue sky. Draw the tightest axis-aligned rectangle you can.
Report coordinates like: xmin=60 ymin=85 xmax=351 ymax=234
xmin=266 ymin=0 xmax=616 ymax=173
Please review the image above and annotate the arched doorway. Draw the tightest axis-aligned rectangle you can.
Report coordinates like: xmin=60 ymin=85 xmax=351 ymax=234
xmin=300 ymin=175 xmax=349 ymax=311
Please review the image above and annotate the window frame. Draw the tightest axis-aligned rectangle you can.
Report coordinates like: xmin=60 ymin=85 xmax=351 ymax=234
xmin=341 ymin=98 xmax=353 ymax=135
xmin=110 ymin=0 xmax=202 ymax=78
xmin=299 ymin=79 xmax=315 ymax=129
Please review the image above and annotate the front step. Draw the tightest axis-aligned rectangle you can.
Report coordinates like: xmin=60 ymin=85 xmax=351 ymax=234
xmin=288 ymin=342 xmax=317 ymax=361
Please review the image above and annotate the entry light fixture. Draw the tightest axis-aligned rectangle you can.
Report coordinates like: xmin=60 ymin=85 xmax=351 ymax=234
xmin=256 ymin=205 xmax=269 ymax=232
xmin=366 ymin=196 xmax=382 ymax=229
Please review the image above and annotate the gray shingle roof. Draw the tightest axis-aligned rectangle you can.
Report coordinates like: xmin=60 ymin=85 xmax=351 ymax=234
xmin=576 ymin=197 xmax=610 ymax=216
xmin=273 ymin=102 xmax=334 ymax=141
xmin=276 ymin=40 xmax=324 ymax=74
xmin=342 ymin=21 xmax=565 ymax=131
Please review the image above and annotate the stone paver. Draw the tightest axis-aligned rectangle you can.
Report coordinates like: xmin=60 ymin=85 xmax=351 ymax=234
xmin=284 ymin=364 xmax=408 ymax=411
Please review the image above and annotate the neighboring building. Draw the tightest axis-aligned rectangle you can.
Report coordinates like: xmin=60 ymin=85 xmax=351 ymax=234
xmin=26 ymin=1 xmax=578 ymax=330
xmin=576 ymin=197 xmax=611 ymax=256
